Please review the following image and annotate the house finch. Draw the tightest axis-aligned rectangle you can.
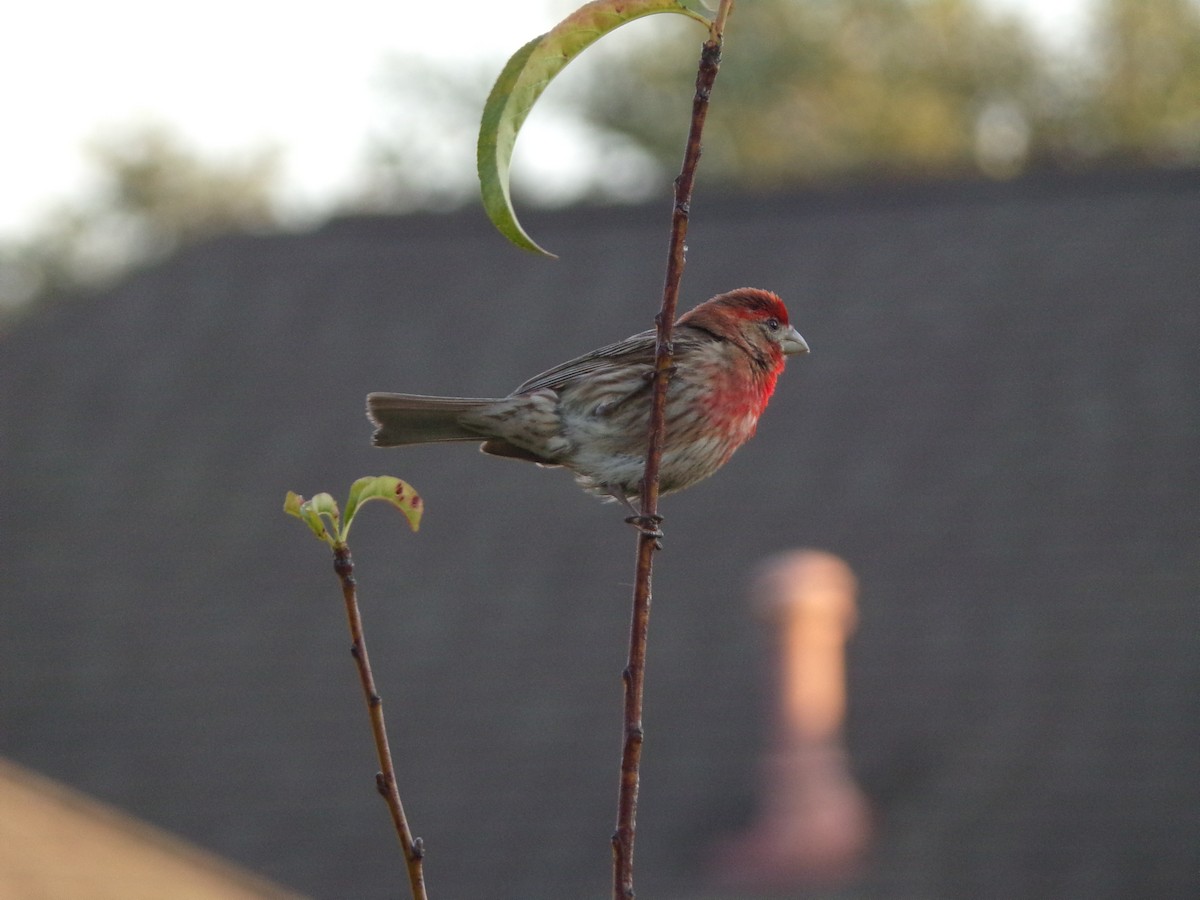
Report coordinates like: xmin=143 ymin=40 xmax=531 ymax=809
xmin=367 ymin=287 xmax=808 ymax=510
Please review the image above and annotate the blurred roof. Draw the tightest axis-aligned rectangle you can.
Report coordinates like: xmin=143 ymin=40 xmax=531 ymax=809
xmin=0 ymin=758 xmax=301 ymax=899
xmin=2 ymin=167 xmax=1198 ymax=899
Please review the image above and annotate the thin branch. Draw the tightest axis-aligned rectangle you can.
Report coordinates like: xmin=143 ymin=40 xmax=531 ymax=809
xmin=612 ymin=4 xmax=731 ymax=897
xmin=333 ymin=544 xmax=428 ymax=900
xmin=710 ymin=0 xmax=733 ymax=41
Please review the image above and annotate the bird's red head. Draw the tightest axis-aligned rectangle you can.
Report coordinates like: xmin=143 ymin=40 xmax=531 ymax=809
xmin=679 ymin=288 xmax=808 ymax=364
xmin=712 ymin=287 xmax=790 ymax=324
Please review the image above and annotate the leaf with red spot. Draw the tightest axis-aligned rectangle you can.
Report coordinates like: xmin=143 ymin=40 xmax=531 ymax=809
xmin=342 ymin=476 xmax=423 ymax=539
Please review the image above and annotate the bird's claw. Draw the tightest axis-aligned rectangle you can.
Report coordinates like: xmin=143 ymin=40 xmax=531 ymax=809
xmin=624 ymin=513 xmax=665 ymax=547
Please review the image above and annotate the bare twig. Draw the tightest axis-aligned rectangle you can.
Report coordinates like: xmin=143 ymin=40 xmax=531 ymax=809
xmin=332 ymin=544 xmax=428 ymax=900
xmin=612 ymin=4 xmax=732 ymax=897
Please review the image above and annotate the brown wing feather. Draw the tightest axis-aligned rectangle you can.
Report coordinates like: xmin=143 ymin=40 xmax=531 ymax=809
xmin=509 ymin=324 xmax=717 ymax=395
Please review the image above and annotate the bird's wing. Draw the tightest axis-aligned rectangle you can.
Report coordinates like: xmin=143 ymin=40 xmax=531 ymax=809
xmin=510 ymin=325 xmax=714 ymax=395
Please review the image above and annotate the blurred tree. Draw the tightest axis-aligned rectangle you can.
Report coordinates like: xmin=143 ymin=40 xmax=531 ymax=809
xmin=0 ymin=124 xmax=279 ymax=322
xmin=356 ymin=58 xmax=494 ymax=213
xmin=357 ymin=55 xmax=662 ymax=214
xmin=86 ymin=125 xmax=280 ymax=251
xmin=1084 ymin=0 xmax=1200 ymax=164
xmin=576 ymin=0 xmax=1200 ymax=185
xmin=359 ymin=0 xmax=1200 ymax=201
xmin=568 ymin=0 xmax=1054 ymax=186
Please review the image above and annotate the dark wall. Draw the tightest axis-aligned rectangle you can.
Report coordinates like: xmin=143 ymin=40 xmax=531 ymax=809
xmin=2 ymin=169 xmax=1198 ymax=899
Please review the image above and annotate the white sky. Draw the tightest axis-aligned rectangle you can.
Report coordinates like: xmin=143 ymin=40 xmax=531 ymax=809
xmin=1 ymin=0 xmax=1094 ymax=242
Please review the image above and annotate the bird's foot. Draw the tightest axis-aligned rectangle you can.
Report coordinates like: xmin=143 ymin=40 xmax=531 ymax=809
xmin=602 ymin=487 xmax=665 ymax=547
xmin=624 ymin=513 xmax=665 ymax=547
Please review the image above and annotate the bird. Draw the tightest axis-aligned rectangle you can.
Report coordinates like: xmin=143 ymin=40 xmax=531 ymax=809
xmin=366 ymin=287 xmax=808 ymax=513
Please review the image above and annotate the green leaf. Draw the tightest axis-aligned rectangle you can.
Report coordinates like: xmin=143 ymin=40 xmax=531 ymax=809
xmin=341 ymin=476 xmax=423 ymax=541
xmin=478 ymin=0 xmax=709 ymax=257
xmin=284 ymin=491 xmax=305 ymax=518
xmin=284 ymin=490 xmax=337 ymax=547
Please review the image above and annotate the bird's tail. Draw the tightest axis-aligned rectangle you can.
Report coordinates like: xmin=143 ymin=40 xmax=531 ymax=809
xmin=366 ymin=392 xmax=499 ymax=446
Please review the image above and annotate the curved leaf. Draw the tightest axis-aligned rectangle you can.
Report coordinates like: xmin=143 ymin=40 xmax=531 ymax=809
xmin=341 ymin=475 xmax=423 ymax=540
xmin=478 ymin=0 xmax=710 ymax=257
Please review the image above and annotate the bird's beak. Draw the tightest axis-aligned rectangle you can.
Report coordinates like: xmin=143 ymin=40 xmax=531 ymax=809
xmin=781 ymin=326 xmax=809 ymax=356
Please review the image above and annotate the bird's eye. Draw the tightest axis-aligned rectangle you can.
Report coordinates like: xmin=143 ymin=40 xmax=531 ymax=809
xmin=765 ymin=317 xmax=781 ymax=331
